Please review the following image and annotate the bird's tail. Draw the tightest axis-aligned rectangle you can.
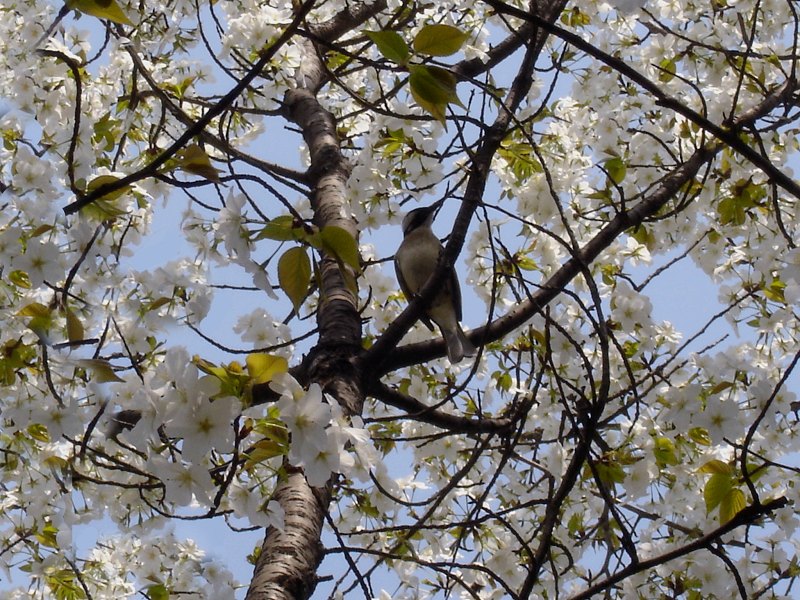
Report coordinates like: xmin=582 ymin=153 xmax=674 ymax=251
xmin=442 ymin=324 xmax=477 ymax=364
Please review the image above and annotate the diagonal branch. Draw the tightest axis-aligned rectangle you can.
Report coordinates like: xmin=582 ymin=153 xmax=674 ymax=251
xmin=481 ymin=0 xmax=800 ymax=201
xmin=375 ymin=77 xmax=798 ymax=374
xmin=366 ymin=380 xmax=515 ymax=434
xmin=63 ymin=2 xmax=316 ymax=215
xmin=567 ymin=496 xmax=788 ymax=600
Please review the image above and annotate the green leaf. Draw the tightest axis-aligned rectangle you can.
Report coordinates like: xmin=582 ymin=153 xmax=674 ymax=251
xmin=493 ymin=370 xmax=512 ymax=392
xmin=176 ymin=144 xmax=221 ymax=182
xmin=703 ymin=472 xmax=733 ymax=513
xmin=8 ymin=270 xmax=31 ymax=289
xmin=604 ymin=156 xmax=626 ymax=185
xmin=653 ymin=436 xmax=678 ymax=467
xmin=719 ymin=487 xmax=746 ymax=524
xmin=320 ymin=225 xmax=361 ymax=272
xmin=364 ymin=30 xmax=410 ymax=65
xmin=93 ymin=112 xmax=120 ymax=151
xmin=245 ymin=353 xmax=288 ymax=384
xmin=253 ymin=418 xmax=290 ymax=445
xmin=688 ymin=427 xmax=711 ymax=446
xmin=356 ymin=492 xmax=381 ymax=518
xmin=304 ymin=230 xmax=324 ymax=251
xmin=75 ymin=358 xmax=124 ymax=383
xmin=81 ymin=175 xmax=131 ymax=221
xmin=376 ymin=127 xmax=409 ymax=156
xmin=47 ymin=568 xmax=88 ymax=599
xmin=43 ymin=454 xmax=68 ymax=470
xmin=146 ymin=583 xmax=170 ymax=600
xmin=278 ymin=246 xmax=311 ymax=313
xmin=717 ymin=178 xmax=766 ymax=226
xmin=409 ymin=65 xmax=460 ymax=105
xmin=567 ymin=512 xmax=584 ymax=536
xmin=498 ymin=140 xmax=542 ymax=183
xmin=630 ymin=225 xmax=654 ymax=250
xmin=145 ymin=297 xmax=172 ymax=313
xmin=255 ymin=215 xmax=302 ymax=242
xmin=763 ymin=278 xmax=786 ymax=303
xmin=35 ymin=522 xmax=60 ymax=548
xmin=193 ymin=357 xmax=250 ymax=398
xmin=0 ymin=339 xmax=36 ymax=386
xmin=561 ymin=6 xmax=591 ymax=27
xmin=717 ymin=197 xmax=747 ymax=226
xmin=708 ymin=380 xmax=733 ymax=395
xmin=244 ymin=438 xmax=288 ymax=467
xmin=86 ymin=175 xmax=131 ymax=201
xmin=17 ymin=302 xmax=53 ymax=340
xmin=595 ymin=460 xmax=626 ymax=486
xmin=67 ymin=0 xmax=133 ymax=25
xmin=743 ymin=461 xmax=769 ymax=483
xmin=29 ymin=224 xmax=54 ymax=238
xmin=412 ymin=24 xmax=468 ymax=56
xmin=17 ymin=302 xmax=51 ymax=318
xmin=657 ymin=57 xmax=677 ymax=83
xmin=697 ymin=459 xmax=732 ymax=475
xmin=83 ymin=198 xmax=130 ymax=221
xmin=517 ymin=256 xmax=538 ymax=271
xmin=28 ymin=422 xmax=51 ymax=442
xmin=65 ymin=309 xmax=84 ymax=343
xmin=193 ymin=356 xmax=228 ymax=379
xmin=408 ymin=65 xmax=461 ymax=126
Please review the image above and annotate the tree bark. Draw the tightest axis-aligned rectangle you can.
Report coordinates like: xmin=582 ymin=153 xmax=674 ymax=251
xmin=245 ymin=471 xmax=329 ymax=600
xmin=245 ymin=6 xmax=366 ymax=599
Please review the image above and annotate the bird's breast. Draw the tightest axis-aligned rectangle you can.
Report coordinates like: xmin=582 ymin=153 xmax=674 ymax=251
xmin=396 ymin=230 xmax=442 ymax=293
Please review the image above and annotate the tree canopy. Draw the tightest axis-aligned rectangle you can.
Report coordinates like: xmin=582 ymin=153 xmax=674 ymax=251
xmin=0 ymin=0 xmax=799 ymax=598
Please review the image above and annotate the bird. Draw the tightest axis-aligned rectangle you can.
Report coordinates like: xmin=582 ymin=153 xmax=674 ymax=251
xmin=394 ymin=204 xmax=477 ymax=363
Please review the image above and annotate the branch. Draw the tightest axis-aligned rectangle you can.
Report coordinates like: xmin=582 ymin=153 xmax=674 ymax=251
xmin=453 ymin=20 xmax=540 ymax=80
xmin=567 ymin=496 xmax=789 ymax=600
xmin=63 ymin=2 xmax=316 ymax=215
xmin=366 ymin=380 xmax=515 ymax=434
xmin=480 ymin=0 xmax=800 ymax=201
xmin=38 ymin=49 xmax=82 ymax=194
xmin=309 ymin=0 xmax=388 ymax=42
xmin=361 ymin=1 xmax=564 ymax=372
xmin=376 ymin=76 xmax=798 ymax=374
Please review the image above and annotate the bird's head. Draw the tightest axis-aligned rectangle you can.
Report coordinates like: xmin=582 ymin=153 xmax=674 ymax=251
xmin=401 ymin=202 xmax=443 ymax=236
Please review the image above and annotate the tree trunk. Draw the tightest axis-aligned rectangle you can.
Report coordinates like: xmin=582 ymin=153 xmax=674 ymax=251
xmin=245 ymin=471 xmax=329 ymax=600
xmin=245 ymin=14 xmax=364 ymax=600
xmin=246 ymin=0 xmax=573 ymax=597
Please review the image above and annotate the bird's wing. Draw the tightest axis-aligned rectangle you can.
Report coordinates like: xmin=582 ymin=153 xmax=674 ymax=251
xmin=448 ymin=265 xmax=463 ymax=322
xmin=395 ymin=257 xmax=435 ymax=331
